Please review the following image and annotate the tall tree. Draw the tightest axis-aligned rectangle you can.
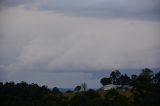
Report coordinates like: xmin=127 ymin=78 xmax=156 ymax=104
xmin=110 ymin=70 xmax=121 ymax=85
xmin=120 ymin=74 xmax=131 ymax=85
xmin=141 ymin=68 xmax=153 ymax=78
xmin=81 ymin=82 xmax=87 ymax=91
xmin=132 ymin=68 xmax=154 ymax=90
xmin=154 ymin=71 xmax=160 ymax=84
xmin=133 ymin=69 xmax=160 ymax=106
xmin=131 ymin=74 xmax=137 ymax=81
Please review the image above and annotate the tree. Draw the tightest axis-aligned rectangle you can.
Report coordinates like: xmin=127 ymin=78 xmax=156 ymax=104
xmin=132 ymin=68 xmax=159 ymax=106
xmin=52 ymin=87 xmax=61 ymax=94
xmin=66 ymin=90 xmax=73 ymax=93
xmin=100 ymin=77 xmax=111 ymax=86
xmin=69 ymin=93 xmax=87 ymax=106
xmin=154 ymin=71 xmax=160 ymax=84
xmin=81 ymin=82 xmax=87 ymax=91
xmin=110 ymin=70 xmax=121 ymax=85
xmin=104 ymin=89 xmax=129 ymax=106
xmin=137 ymin=68 xmax=154 ymax=86
xmin=120 ymin=74 xmax=131 ymax=85
xmin=74 ymin=85 xmax=81 ymax=92
xmin=42 ymin=94 xmax=68 ymax=106
xmin=141 ymin=68 xmax=153 ymax=79
xmin=131 ymin=74 xmax=137 ymax=81
xmin=133 ymin=68 xmax=154 ymax=89
xmin=0 ymin=81 xmax=50 ymax=106
xmin=70 ymin=89 xmax=103 ymax=106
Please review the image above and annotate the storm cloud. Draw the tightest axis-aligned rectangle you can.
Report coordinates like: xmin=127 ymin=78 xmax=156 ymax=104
xmin=0 ymin=0 xmax=160 ymax=20
xmin=0 ymin=0 xmax=160 ymax=88
xmin=1 ymin=8 xmax=160 ymax=71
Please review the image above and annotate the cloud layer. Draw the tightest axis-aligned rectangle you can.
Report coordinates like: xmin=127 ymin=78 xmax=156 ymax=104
xmin=0 ymin=1 xmax=160 ymax=88
xmin=1 ymin=0 xmax=160 ymax=20
xmin=0 ymin=8 xmax=160 ymax=73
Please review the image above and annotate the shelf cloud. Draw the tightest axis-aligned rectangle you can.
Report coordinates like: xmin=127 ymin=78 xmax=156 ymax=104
xmin=0 ymin=0 xmax=160 ymax=20
xmin=0 ymin=0 xmax=160 ymax=88
xmin=0 ymin=8 xmax=159 ymax=72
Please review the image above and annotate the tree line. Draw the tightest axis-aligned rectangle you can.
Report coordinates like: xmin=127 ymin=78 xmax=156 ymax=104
xmin=0 ymin=68 xmax=160 ymax=106
xmin=100 ymin=69 xmax=131 ymax=86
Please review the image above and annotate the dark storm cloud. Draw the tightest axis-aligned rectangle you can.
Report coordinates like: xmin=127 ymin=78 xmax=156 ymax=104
xmin=37 ymin=0 xmax=160 ymax=20
xmin=0 ymin=0 xmax=160 ymax=88
xmin=0 ymin=0 xmax=160 ymax=20
xmin=0 ymin=0 xmax=31 ymax=8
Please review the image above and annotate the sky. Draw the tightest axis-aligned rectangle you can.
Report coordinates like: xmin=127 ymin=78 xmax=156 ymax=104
xmin=0 ymin=0 xmax=160 ymax=88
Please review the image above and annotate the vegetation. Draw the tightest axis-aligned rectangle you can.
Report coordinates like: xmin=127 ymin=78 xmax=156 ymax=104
xmin=100 ymin=77 xmax=111 ymax=86
xmin=0 ymin=68 xmax=160 ymax=106
xmin=74 ymin=85 xmax=81 ymax=92
xmin=81 ymin=82 xmax=87 ymax=91
xmin=100 ymin=70 xmax=131 ymax=86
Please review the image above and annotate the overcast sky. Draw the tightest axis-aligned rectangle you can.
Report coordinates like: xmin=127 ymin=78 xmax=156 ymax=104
xmin=0 ymin=0 xmax=160 ymax=88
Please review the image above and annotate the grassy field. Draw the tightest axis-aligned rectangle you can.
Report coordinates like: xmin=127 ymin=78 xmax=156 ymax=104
xmin=63 ymin=89 xmax=133 ymax=99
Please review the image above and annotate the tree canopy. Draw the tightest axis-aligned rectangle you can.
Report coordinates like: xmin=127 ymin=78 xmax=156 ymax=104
xmin=1 ymin=68 xmax=160 ymax=106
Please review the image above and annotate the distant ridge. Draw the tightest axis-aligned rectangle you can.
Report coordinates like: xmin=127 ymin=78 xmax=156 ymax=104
xmin=49 ymin=88 xmax=74 ymax=93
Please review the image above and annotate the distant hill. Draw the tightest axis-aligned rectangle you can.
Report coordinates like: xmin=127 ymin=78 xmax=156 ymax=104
xmin=49 ymin=88 xmax=74 ymax=93
xmin=59 ymin=88 xmax=74 ymax=93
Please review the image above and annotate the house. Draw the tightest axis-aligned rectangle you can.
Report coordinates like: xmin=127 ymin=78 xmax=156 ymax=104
xmin=102 ymin=84 xmax=120 ymax=90
xmin=102 ymin=84 xmax=132 ymax=90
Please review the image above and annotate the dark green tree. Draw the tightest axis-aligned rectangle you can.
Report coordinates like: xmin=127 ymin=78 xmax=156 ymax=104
xmin=52 ymin=87 xmax=61 ymax=94
xmin=70 ymin=89 xmax=104 ymax=106
xmin=81 ymin=82 xmax=87 ymax=91
xmin=132 ymin=68 xmax=153 ymax=90
xmin=132 ymin=68 xmax=160 ymax=106
xmin=131 ymin=74 xmax=137 ymax=80
xmin=74 ymin=85 xmax=81 ymax=92
xmin=120 ymin=74 xmax=131 ymax=85
xmin=100 ymin=77 xmax=111 ymax=86
xmin=104 ymin=89 xmax=129 ymax=106
xmin=154 ymin=71 xmax=160 ymax=84
xmin=42 ymin=94 xmax=68 ymax=106
xmin=110 ymin=70 xmax=121 ymax=85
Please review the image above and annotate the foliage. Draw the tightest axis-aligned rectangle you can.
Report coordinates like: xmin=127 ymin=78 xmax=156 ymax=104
xmin=100 ymin=77 xmax=111 ymax=86
xmin=132 ymin=69 xmax=160 ymax=106
xmin=81 ymin=82 xmax=87 ymax=91
xmin=1 ymin=68 xmax=160 ymax=106
xmin=52 ymin=87 xmax=61 ymax=94
xmin=74 ymin=85 xmax=81 ymax=92
xmin=69 ymin=89 xmax=104 ymax=106
xmin=154 ymin=71 xmax=160 ymax=84
xmin=42 ymin=94 xmax=68 ymax=106
xmin=0 ymin=81 xmax=50 ymax=106
xmin=120 ymin=74 xmax=131 ymax=85
xmin=104 ymin=89 xmax=130 ymax=106
xmin=110 ymin=70 xmax=121 ymax=85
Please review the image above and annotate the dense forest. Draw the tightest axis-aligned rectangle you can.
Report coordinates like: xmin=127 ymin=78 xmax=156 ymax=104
xmin=0 ymin=68 xmax=160 ymax=106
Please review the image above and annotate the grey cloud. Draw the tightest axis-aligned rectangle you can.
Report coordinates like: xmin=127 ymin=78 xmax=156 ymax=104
xmin=2 ymin=15 xmax=159 ymax=72
xmin=0 ymin=0 xmax=32 ymax=8
xmin=33 ymin=0 xmax=160 ymax=20
xmin=1 ymin=0 xmax=160 ymax=20
xmin=38 ymin=0 xmax=160 ymax=20
xmin=0 ymin=33 xmax=4 ymax=38
xmin=0 ymin=7 xmax=160 ymax=72
xmin=0 ymin=4 xmax=160 ymax=87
